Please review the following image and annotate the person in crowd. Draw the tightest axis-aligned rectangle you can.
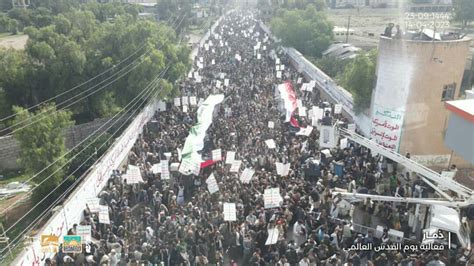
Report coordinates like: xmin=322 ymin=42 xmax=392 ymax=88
xmin=46 ymin=11 xmax=459 ymax=266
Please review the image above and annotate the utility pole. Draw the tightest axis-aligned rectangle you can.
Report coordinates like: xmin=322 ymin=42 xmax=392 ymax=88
xmin=346 ymin=16 xmax=351 ymax=43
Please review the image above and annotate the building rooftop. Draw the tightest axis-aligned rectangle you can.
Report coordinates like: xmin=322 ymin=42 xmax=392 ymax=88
xmin=445 ymin=99 xmax=474 ymax=123
xmin=322 ymin=43 xmax=360 ymax=60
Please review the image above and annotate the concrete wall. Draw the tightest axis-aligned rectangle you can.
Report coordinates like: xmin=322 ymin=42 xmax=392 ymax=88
xmin=0 ymin=116 xmax=128 ymax=171
xmin=444 ymin=112 xmax=474 ymax=165
xmin=382 ymin=37 xmax=471 ymax=167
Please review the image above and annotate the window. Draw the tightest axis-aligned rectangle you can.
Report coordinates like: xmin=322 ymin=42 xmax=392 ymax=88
xmin=441 ymin=83 xmax=456 ymax=101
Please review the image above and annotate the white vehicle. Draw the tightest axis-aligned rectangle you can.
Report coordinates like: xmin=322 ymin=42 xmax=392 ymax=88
xmin=334 ymin=127 xmax=473 ymax=249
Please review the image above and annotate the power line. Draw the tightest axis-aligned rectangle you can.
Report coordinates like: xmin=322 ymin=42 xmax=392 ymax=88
xmin=0 ymin=15 xmax=185 ymax=202
xmin=1 ymin=66 xmax=168 ymax=235
xmin=0 ymin=15 xmax=185 ymax=135
xmin=0 ymin=14 xmax=185 ymax=255
xmin=0 ymin=77 xmax=165 ymax=260
xmin=0 ymin=15 xmax=178 ymax=123
xmin=0 ymin=66 xmax=169 ymax=206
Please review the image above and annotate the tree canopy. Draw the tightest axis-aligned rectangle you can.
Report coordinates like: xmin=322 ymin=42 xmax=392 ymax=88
xmin=340 ymin=50 xmax=378 ymax=113
xmin=453 ymin=0 xmax=474 ymax=29
xmin=12 ymin=103 xmax=73 ymax=202
xmin=0 ymin=2 xmax=190 ymax=124
xmin=270 ymin=5 xmax=333 ymax=58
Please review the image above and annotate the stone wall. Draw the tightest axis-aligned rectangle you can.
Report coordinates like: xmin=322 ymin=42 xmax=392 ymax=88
xmin=0 ymin=116 xmax=129 ymax=171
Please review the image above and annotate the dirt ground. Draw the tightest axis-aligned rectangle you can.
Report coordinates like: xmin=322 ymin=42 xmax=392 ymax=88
xmin=0 ymin=34 xmax=28 ymax=50
xmin=326 ymin=7 xmax=474 ymax=50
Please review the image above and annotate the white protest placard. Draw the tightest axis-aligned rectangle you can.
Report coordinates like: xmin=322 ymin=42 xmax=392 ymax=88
xmin=216 ymin=80 xmax=222 ymax=88
xmin=257 ymin=53 xmax=261 ymax=60
xmin=86 ymin=198 xmax=101 ymax=213
xmin=197 ymin=62 xmax=203 ymax=69
xmin=275 ymin=163 xmax=283 ymax=176
xmin=334 ymin=104 xmax=342 ymax=114
xmin=314 ymin=107 xmax=324 ymax=119
xmin=123 ymin=165 xmax=143 ymax=184
xmin=161 ymin=160 xmax=170 ymax=180
xmin=309 ymin=80 xmax=316 ymax=89
xmin=300 ymin=83 xmax=307 ymax=92
xmin=174 ymin=97 xmax=181 ymax=107
xmin=265 ymin=228 xmax=280 ymax=245
xmin=204 ymin=43 xmax=209 ymax=51
xmin=157 ymin=101 xmax=166 ymax=112
xmin=265 ymin=139 xmax=277 ymax=149
xmin=195 ymin=75 xmax=202 ymax=83
xmin=297 ymin=77 xmax=302 ymax=84
xmin=299 ymin=106 xmax=307 ymax=117
xmin=340 ymin=138 xmax=348 ymax=149
xmin=212 ymin=149 xmax=222 ymax=161
xmin=264 ymin=188 xmax=281 ymax=209
xmin=276 ymin=58 xmax=280 ymax=64
xmin=275 ymin=163 xmax=290 ymax=176
xmin=268 ymin=121 xmax=274 ymax=129
xmin=276 ymin=65 xmax=280 ymax=71
xmin=191 ymin=160 xmax=201 ymax=176
xmin=170 ymin=163 xmax=179 ymax=172
xmin=77 ymin=225 xmax=92 ymax=243
xmin=296 ymin=126 xmax=313 ymax=137
xmin=281 ymin=65 xmax=285 ymax=70
xmin=206 ymin=173 xmax=219 ymax=194
xmin=223 ymin=203 xmax=237 ymax=221
xmin=151 ymin=164 xmax=161 ymax=174
xmin=235 ymin=54 xmax=241 ymax=61
xmin=230 ymin=160 xmax=242 ymax=173
xmin=276 ymin=71 xmax=282 ymax=79
xmin=225 ymin=151 xmax=236 ymax=164
xmin=189 ymin=96 xmax=197 ymax=106
xmin=179 ymin=159 xmax=193 ymax=175
xmin=321 ymin=149 xmax=331 ymax=157
xmin=240 ymin=168 xmax=255 ymax=184
xmin=297 ymin=99 xmax=303 ymax=108
xmin=98 ymin=205 xmax=110 ymax=224
xmin=199 ymin=57 xmax=203 ymax=62
xmin=220 ymin=73 xmax=225 ymax=79
xmin=183 ymin=105 xmax=188 ymax=113
xmin=224 ymin=79 xmax=229 ymax=87
xmin=211 ymin=59 xmax=215 ymax=65
xmin=319 ymin=125 xmax=336 ymax=148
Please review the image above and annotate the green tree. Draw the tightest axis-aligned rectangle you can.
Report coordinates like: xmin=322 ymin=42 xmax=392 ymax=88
xmin=68 ymin=132 xmax=112 ymax=176
xmin=315 ymin=55 xmax=350 ymax=79
xmin=1 ymin=2 xmax=190 ymax=126
xmin=341 ymin=50 xmax=377 ymax=113
xmin=0 ymin=48 xmax=29 ymax=114
xmin=0 ymin=0 xmax=13 ymax=11
xmin=453 ymin=0 xmax=474 ymax=29
xmin=281 ymin=0 xmax=326 ymax=10
xmin=12 ymin=104 xmax=74 ymax=202
xmin=271 ymin=5 xmax=333 ymax=58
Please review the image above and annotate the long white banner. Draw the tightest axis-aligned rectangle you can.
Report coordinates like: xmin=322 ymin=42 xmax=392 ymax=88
xmin=17 ymin=101 xmax=160 ymax=265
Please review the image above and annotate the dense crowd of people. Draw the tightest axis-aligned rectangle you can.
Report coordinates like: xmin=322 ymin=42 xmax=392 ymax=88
xmin=48 ymin=11 xmax=472 ymax=266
